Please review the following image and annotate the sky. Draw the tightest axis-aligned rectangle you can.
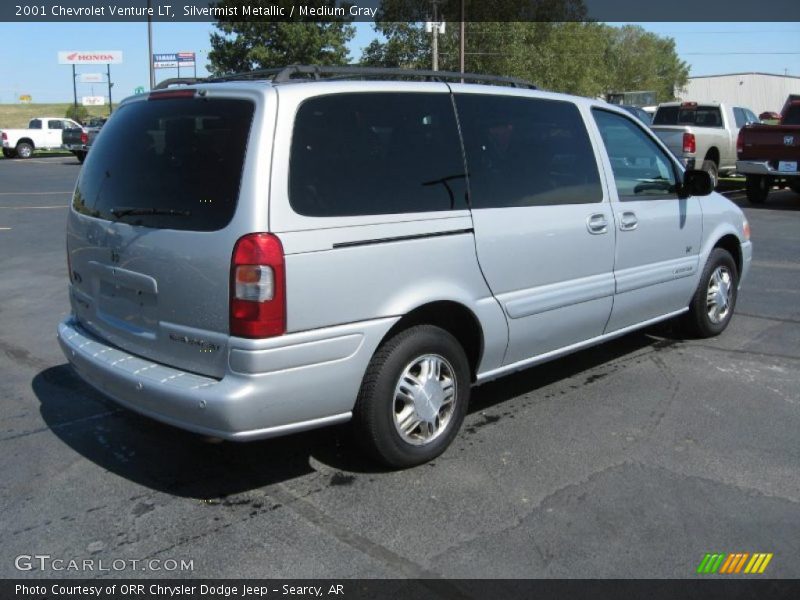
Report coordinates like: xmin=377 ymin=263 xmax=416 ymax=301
xmin=0 ymin=21 xmax=798 ymax=104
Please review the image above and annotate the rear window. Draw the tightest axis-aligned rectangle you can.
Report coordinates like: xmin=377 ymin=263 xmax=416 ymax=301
xmin=72 ymin=97 xmax=254 ymax=231
xmin=783 ymin=105 xmax=800 ymax=125
xmin=653 ymin=105 xmax=723 ymax=128
xmin=289 ymin=92 xmax=467 ymax=217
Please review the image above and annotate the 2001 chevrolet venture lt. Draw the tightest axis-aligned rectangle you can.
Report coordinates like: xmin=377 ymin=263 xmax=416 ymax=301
xmin=58 ymin=66 xmax=752 ymax=467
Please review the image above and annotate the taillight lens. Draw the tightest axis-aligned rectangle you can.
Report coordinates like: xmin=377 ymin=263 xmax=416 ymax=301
xmin=682 ymin=132 xmax=696 ymax=154
xmin=230 ymin=233 xmax=286 ymax=338
xmin=736 ymin=129 xmax=744 ymax=157
xmin=1 ymin=132 xmax=7 ymax=141
xmin=80 ymin=131 xmax=88 ymax=145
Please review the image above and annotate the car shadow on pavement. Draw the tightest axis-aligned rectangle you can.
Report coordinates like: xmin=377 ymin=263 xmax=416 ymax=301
xmin=32 ymin=327 xmax=679 ymax=499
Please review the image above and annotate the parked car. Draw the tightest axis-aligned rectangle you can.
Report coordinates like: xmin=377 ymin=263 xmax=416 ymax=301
xmin=1 ymin=117 xmax=82 ymax=158
xmin=651 ymin=101 xmax=759 ymax=187
xmin=737 ymin=98 xmax=800 ymax=203
xmin=57 ymin=67 xmax=752 ymax=467
xmin=618 ymin=105 xmax=652 ymax=126
xmin=63 ymin=117 xmax=107 ymax=163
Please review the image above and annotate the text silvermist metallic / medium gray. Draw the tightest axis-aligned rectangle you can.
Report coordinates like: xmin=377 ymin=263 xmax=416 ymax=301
xmin=57 ymin=71 xmax=752 ymax=468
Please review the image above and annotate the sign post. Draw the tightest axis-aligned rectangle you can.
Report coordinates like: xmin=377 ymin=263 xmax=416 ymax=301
xmin=59 ymin=51 xmax=122 ymax=116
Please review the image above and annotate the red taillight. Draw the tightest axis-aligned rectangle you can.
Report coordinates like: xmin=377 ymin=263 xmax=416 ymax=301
xmin=736 ymin=129 xmax=744 ymax=157
xmin=230 ymin=233 xmax=286 ymax=338
xmin=681 ymin=101 xmax=698 ymax=108
xmin=80 ymin=131 xmax=88 ymax=145
xmin=682 ymin=132 xmax=696 ymax=154
xmin=1 ymin=132 xmax=7 ymax=141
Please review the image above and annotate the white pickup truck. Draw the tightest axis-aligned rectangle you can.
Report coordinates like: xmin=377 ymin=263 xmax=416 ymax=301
xmin=1 ymin=117 xmax=82 ymax=159
xmin=651 ymin=101 xmax=760 ymax=187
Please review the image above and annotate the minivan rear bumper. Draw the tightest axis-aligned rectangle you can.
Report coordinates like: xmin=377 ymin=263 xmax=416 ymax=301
xmin=57 ymin=316 xmax=397 ymax=441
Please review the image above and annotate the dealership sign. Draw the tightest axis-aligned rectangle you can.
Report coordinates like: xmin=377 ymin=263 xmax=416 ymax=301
xmin=78 ymin=73 xmax=104 ymax=83
xmin=154 ymin=52 xmax=196 ymax=69
xmin=82 ymin=96 xmax=107 ymax=106
xmin=58 ymin=51 xmax=123 ymax=65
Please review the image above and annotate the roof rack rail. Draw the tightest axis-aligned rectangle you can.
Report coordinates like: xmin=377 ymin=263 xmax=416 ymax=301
xmin=153 ymin=77 xmax=203 ymax=90
xmin=208 ymin=65 xmax=537 ymax=89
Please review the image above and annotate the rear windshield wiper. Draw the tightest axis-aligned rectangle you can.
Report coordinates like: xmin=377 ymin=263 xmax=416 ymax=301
xmin=110 ymin=207 xmax=191 ymax=219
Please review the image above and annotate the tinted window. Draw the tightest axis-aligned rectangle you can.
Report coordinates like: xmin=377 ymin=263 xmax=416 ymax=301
xmin=745 ymin=109 xmax=759 ymax=123
xmin=455 ymin=94 xmax=602 ymax=208
xmin=73 ymin=98 xmax=254 ymax=231
xmin=48 ymin=120 xmax=64 ymax=130
xmin=29 ymin=119 xmax=41 ymax=129
xmin=593 ymin=109 xmax=678 ymax=200
xmin=653 ymin=105 xmax=723 ymax=128
xmin=783 ymin=105 xmax=800 ymax=125
xmin=289 ymin=93 xmax=467 ymax=217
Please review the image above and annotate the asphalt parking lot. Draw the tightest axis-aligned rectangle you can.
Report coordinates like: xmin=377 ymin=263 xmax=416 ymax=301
xmin=1 ymin=156 xmax=799 ymax=581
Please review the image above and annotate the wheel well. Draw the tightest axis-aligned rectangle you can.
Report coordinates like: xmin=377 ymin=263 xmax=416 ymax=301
xmin=704 ymin=147 xmax=720 ymax=166
xmin=714 ymin=234 xmax=742 ymax=276
xmin=17 ymin=138 xmax=34 ymax=149
xmin=382 ymin=301 xmax=484 ymax=381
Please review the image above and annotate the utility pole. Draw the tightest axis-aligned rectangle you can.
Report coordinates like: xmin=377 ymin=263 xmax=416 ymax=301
xmin=147 ymin=0 xmax=155 ymax=89
xmin=459 ymin=0 xmax=465 ymax=79
xmin=72 ymin=65 xmax=78 ymax=108
xmin=107 ymin=64 xmax=113 ymax=114
xmin=431 ymin=0 xmax=439 ymax=72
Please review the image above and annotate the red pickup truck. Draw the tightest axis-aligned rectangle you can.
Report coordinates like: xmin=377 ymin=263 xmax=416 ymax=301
xmin=737 ymin=95 xmax=800 ymax=203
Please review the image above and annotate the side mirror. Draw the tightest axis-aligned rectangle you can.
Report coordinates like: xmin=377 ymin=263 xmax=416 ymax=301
xmin=681 ymin=169 xmax=714 ymax=197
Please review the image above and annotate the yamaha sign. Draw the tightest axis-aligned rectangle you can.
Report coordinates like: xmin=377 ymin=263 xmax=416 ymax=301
xmin=58 ymin=50 xmax=123 ymax=65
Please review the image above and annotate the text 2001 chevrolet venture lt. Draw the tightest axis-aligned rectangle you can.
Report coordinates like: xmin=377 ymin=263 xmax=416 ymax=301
xmin=58 ymin=66 xmax=752 ymax=467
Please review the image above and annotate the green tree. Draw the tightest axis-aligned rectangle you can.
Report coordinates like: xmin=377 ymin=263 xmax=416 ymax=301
xmin=65 ymin=104 xmax=89 ymax=124
xmin=208 ymin=1 xmax=354 ymax=75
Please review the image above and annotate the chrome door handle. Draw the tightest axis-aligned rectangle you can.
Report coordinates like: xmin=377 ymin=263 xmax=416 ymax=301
xmin=586 ymin=213 xmax=609 ymax=234
xmin=619 ymin=211 xmax=638 ymax=231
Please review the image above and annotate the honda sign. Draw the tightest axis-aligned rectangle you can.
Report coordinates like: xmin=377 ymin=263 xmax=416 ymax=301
xmin=58 ymin=51 xmax=123 ymax=65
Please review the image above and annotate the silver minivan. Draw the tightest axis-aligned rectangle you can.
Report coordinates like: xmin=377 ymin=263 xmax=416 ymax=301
xmin=58 ymin=67 xmax=752 ymax=467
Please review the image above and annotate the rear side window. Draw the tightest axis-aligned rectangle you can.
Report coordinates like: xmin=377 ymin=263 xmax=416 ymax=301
xmin=733 ymin=108 xmax=747 ymax=128
xmin=72 ymin=97 xmax=254 ymax=231
xmin=48 ymin=120 xmax=64 ymax=130
xmin=455 ymin=94 xmax=602 ymax=208
xmin=289 ymin=93 xmax=467 ymax=217
xmin=653 ymin=105 xmax=723 ymax=128
xmin=29 ymin=119 xmax=42 ymax=129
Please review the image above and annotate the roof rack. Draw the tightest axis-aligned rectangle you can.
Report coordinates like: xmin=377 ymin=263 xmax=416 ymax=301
xmin=153 ymin=77 xmax=203 ymax=90
xmin=206 ymin=65 xmax=537 ymax=89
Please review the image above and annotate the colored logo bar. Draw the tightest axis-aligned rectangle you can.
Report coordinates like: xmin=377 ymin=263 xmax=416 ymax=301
xmin=697 ymin=553 xmax=773 ymax=574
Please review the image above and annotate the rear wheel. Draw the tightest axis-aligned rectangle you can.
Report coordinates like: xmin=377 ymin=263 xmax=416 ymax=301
xmin=76 ymin=151 xmax=86 ymax=164
xmin=353 ymin=325 xmax=470 ymax=468
xmin=15 ymin=142 xmax=33 ymax=159
xmin=745 ymin=174 xmax=769 ymax=204
xmin=701 ymin=159 xmax=719 ymax=189
xmin=685 ymin=248 xmax=738 ymax=338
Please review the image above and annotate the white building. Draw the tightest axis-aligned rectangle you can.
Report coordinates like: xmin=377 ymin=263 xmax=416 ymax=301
xmin=676 ymin=72 xmax=800 ymax=115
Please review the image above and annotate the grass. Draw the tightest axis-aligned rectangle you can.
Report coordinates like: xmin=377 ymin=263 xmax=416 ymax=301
xmin=0 ymin=103 xmax=115 ymax=129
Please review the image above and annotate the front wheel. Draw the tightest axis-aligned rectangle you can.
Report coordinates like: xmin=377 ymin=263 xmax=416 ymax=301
xmin=745 ymin=174 xmax=769 ymax=204
xmin=353 ymin=325 xmax=470 ymax=468
xmin=685 ymin=248 xmax=738 ymax=338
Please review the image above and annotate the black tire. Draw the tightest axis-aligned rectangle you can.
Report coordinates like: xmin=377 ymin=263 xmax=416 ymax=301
xmin=2 ymin=148 xmax=16 ymax=159
xmin=76 ymin=151 xmax=86 ymax=164
xmin=745 ymin=174 xmax=769 ymax=204
xmin=685 ymin=248 xmax=738 ymax=338
xmin=15 ymin=141 xmax=33 ymax=159
xmin=789 ymin=180 xmax=800 ymax=196
xmin=353 ymin=325 xmax=471 ymax=468
xmin=702 ymin=159 xmax=719 ymax=189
